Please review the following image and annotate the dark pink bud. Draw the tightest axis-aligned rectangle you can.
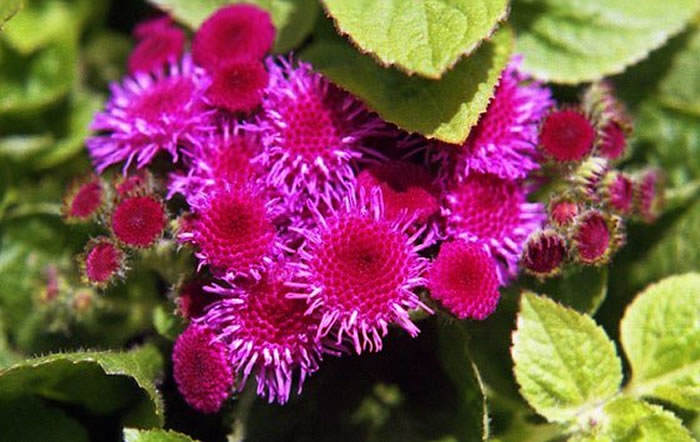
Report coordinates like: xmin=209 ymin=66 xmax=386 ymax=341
xmin=128 ymin=28 xmax=185 ymax=74
xmin=572 ymin=211 xmax=624 ymax=265
xmin=111 ymin=194 xmax=167 ymax=248
xmin=633 ymin=168 xmax=665 ymax=223
xmin=81 ymin=237 xmax=126 ymax=287
xmin=206 ymin=59 xmax=268 ymax=114
xmin=602 ymin=171 xmax=634 ymax=215
xmin=63 ymin=176 xmax=104 ymax=222
xmin=548 ymin=196 xmax=579 ymax=228
xmin=521 ymin=230 xmax=567 ymax=278
xmin=540 ymin=109 xmax=596 ymax=162
xmin=598 ymin=122 xmax=627 ymax=160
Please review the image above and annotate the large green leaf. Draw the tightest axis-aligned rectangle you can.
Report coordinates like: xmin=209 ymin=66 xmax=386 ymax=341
xmin=620 ymin=273 xmax=700 ymax=411
xmin=594 ymin=396 xmax=694 ymax=441
xmin=511 ymin=0 xmax=700 ymax=84
xmin=124 ymin=428 xmax=199 ymax=442
xmin=0 ymin=345 xmax=165 ymax=427
xmin=321 ymin=0 xmax=509 ymax=79
xmin=303 ymin=25 xmax=513 ymax=143
xmin=511 ymin=292 xmax=622 ymax=423
xmin=148 ymin=0 xmax=319 ymax=53
xmin=0 ymin=0 xmax=22 ymax=28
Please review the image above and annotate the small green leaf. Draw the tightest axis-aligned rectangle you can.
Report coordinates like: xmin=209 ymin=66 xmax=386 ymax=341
xmin=303 ymin=25 xmax=513 ymax=143
xmin=321 ymin=0 xmax=509 ymax=79
xmin=0 ymin=0 xmax=22 ymax=28
xmin=512 ymin=292 xmax=622 ymax=423
xmin=0 ymin=345 xmax=165 ymax=427
xmin=438 ymin=323 xmax=489 ymax=440
xmin=511 ymin=0 xmax=700 ymax=84
xmin=596 ymin=396 xmax=693 ymax=441
xmin=620 ymin=273 xmax=700 ymax=410
xmin=124 ymin=428 xmax=200 ymax=442
xmin=148 ymin=0 xmax=319 ymax=53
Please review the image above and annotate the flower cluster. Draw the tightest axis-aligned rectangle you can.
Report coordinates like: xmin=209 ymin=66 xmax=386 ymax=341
xmin=520 ymin=82 xmax=664 ymax=279
xmin=72 ymin=5 xmax=658 ymax=411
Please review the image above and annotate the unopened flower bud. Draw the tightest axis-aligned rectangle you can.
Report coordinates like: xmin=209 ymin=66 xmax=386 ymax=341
xmin=521 ymin=229 xmax=567 ymax=279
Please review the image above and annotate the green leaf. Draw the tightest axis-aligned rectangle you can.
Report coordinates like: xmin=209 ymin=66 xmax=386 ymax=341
xmin=620 ymin=273 xmax=700 ymax=411
xmin=595 ymin=396 xmax=693 ymax=441
xmin=627 ymin=199 xmax=700 ymax=289
xmin=657 ymin=23 xmax=700 ymax=116
xmin=0 ymin=0 xmax=22 ymax=28
xmin=303 ymin=25 xmax=513 ymax=143
xmin=511 ymin=0 xmax=700 ymax=84
xmin=148 ymin=0 xmax=319 ymax=53
xmin=152 ymin=304 xmax=185 ymax=341
xmin=438 ymin=323 xmax=489 ymax=440
xmin=321 ymin=0 xmax=509 ymax=79
xmin=0 ymin=40 xmax=76 ymax=115
xmin=512 ymin=292 xmax=622 ymax=423
xmin=0 ymin=344 xmax=165 ymax=427
xmin=124 ymin=428 xmax=200 ymax=442
xmin=0 ymin=396 xmax=89 ymax=442
xmin=527 ymin=266 xmax=608 ymax=315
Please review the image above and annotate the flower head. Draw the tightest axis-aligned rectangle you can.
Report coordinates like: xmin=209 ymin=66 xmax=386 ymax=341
xmin=572 ymin=210 xmax=624 ymax=265
xmin=80 ymin=237 xmax=126 ymax=288
xmin=601 ymin=171 xmax=634 ymax=215
xmin=572 ymin=156 xmax=609 ymax=201
xmin=444 ymin=172 xmax=545 ymax=280
xmin=289 ymin=189 xmax=432 ymax=354
xmin=259 ymin=58 xmax=382 ymax=207
xmin=193 ymin=4 xmax=275 ymax=70
xmin=111 ymin=194 xmax=167 ymax=248
xmin=173 ymin=324 xmax=233 ymax=413
xmin=168 ymin=126 xmax=262 ymax=200
xmin=521 ymin=229 xmax=567 ymax=279
xmin=87 ymin=55 xmax=212 ymax=173
xmin=436 ymin=57 xmax=553 ymax=180
xmin=180 ymin=185 xmax=280 ymax=278
xmin=598 ymin=122 xmax=627 ymax=160
xmin=63 ymin=176 xmax=104 ymax=223
xmin=201 ymin=267 xmax=336 ymax=403
xmin=206 ymin=59 xmax=268 ymax=114
xmin=539 ymin=109 xmax=596 ymax=162
xmin=128 ymin=27 xmax=185 ymax=74
xmin=427 ymin=240 xmax=500 ymax=320
xmin=133 ymin=16 xmax=173 ymax=40
xmin=548 ymin=196 xmax=579 ymax=228
xmin=357 ymin=161 xmax=440 ymax=225
xmin=633 ymin=168 xmax=665 ymax=223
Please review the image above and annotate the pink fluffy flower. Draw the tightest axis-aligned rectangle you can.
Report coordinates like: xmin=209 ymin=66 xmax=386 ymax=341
xmin=427 ymin=240 xmax=501 ymax=320
xmin=206 ymin=59 xmax=269 ymax=114
xmin=128 ymin=26 xmax=185 ymax=74
xmin=201 ymin=267 xmax=337 ymax=404
xmin=444 ymin=172 xmax=545 ymax=280
xmin=288 ymin=188 xmax=432 ymax=354
xmin=258 ymin=58 xmax=383 ymax=208
xmin=168 ymin=125 xmax=263 ymax=200
xmin=179 ymin=184 xmax=280 ymax=279
xmin=192 ymin=4 xmax=275 ymax=70
xmin=87 ymin=55 xmax=213 ymax=173
xmin=173 ymin=324 xmax=233 ymax=413
xmin=434 ymin=57 xmax=553 ymax=181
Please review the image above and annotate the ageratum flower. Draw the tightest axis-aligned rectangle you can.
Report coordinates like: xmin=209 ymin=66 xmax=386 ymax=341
xmin=427 ymin=240 xmax=501 ymax=320
xmin=539 ymin=108 xmax=596 ymax=163
xmin=173 ymin=324 xmax=233 ymax=413
xmin=87 ymin=55 xmax=212 ymax=173
xmin=62 ymin=175 xmax=104 ymax=223
xmin=179 ymin=184 xmax=281 ymax=279
xmin=572 ymin=210 xmax=624 ymax=265
xmin=206 ymin=59 xmax=269 ymax=114
xmin=192 ymin=4 xmax=275 ymax=70
xmin=128 ymin=20 xmax=185 ymax=74
xmin=201 ymin=267 xmax=338 ymax=404
xmin=288 ymin=188 xmax=432 ymax=354
xmin=168 ymin=125 xmax=262 ymax=200
xmin=435 ymin=57 xmax=553 ymax=181
xmin=258 ymin=58 xmax=383 ymax=208
xmin=111 ymin=194 xmax=167 ymax=248
xmin=521 ymin=229 xmax=567 ymax=279
xmin=80 ymin=237 xmax=126 ymax=288
xmin=444 ymin=172 xmax=545 ymax=280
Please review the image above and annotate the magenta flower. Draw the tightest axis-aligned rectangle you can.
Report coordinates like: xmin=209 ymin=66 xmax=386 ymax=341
xmin=192 ymin=4 xmax=275 ymax=70
xmin=258 ymin=57 xmax=383 ymax=208
xmin=444 ymin=172 xmax=545 ymax=280
xmin=206 ymin=59 xmax=269 ymax=114
xmin=434 ymin=57 xmax=553 ymax=181
xmin=288 ymin=188 xmax=432 ymax=354
xmin=173 ymin=324 xmax=233 ymax=413
xmin=111 ymin=194 xmax=167 ymax=248
xmin=539 ymin=108 xmax=596 ymax=163
xmin=168 ymin=125 xmax=263 ymax=200
xmin=62 ymin=175 xmax=104 ymax=223
xmin=179 ymin=184 xmax=280 ymax=279
xmin=602 ymin=171 xmax=634 ymax=215
xmin=521 ymin=229 xmax=568 ymax=278
xmin=87 ymin=55 xmax=213 ymax=173
xmin=128 ymin=21 xmax=185 ymax=74
xmin=201 ymin=267 xmax=337 ymax=404
xmin=427 ymin=240 xmax=501 ymax=320
xmin=80 ymin=237 xmax=126 ymax=288
xmin=572 ymin=210 xmax=621 ymax=265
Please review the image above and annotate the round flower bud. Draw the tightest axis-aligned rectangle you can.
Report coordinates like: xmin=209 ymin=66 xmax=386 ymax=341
xmin=548 ymin=196 xmax=579 ymax=228
xmin=572 ymin=210 xmax=625 ymax=266
xmin=539 ymin=109 xmax=596 ymax=162
xmin=601 ymin=171 xmax=634 ymax=216
xmin=521 ymin=229 xmax=567 ymax=279
xmin=111 ymin=194 xmax=167 ymax=248
xmin=62 ymin=176 xmax=104 ymax=223
xmin=571 ymin=156 xmax=609 ymax=202
xmin=80 ymin=237 xmax=127 ymax=288
xmin=633 ymin=168 xmax=665 ymax=223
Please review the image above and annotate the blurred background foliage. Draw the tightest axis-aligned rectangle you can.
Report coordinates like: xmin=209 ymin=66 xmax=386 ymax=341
xmin=0 ymin=1 xmax=697 ymax=441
